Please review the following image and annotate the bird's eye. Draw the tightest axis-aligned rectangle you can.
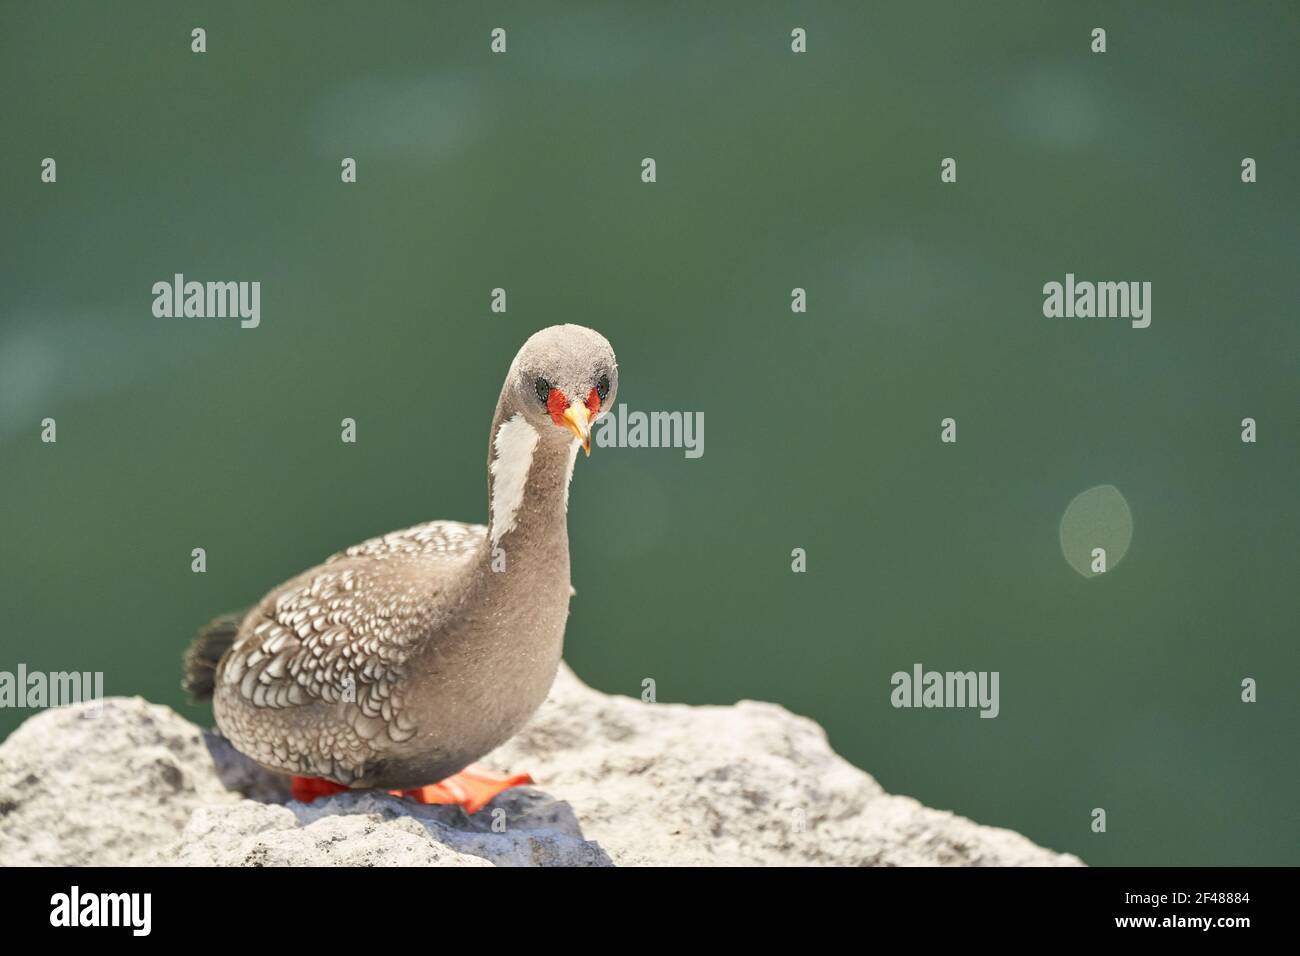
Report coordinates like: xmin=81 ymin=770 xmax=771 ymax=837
xmin=534 ymin=378 xmax=552 ymax=403
xmin=596 ymin=374 xmax=610 ymax=402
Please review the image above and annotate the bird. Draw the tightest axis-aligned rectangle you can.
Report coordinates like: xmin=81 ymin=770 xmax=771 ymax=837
xmin=182 ymin=324 xmax=618 ymax=813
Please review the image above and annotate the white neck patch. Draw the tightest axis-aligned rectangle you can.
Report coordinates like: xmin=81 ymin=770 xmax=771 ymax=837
xmin=563 ymin=439 xmax=581 ymax=512
xmin=489 ymin=413 xmax=539 ymax=548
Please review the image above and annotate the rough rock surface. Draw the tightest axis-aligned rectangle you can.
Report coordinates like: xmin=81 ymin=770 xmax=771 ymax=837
xmin=0 ymin=664 xmax=1081 ymax=866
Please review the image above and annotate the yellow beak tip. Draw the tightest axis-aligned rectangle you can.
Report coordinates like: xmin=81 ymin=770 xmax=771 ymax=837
xmin=562 ymin=404 xmax=594 ymax=454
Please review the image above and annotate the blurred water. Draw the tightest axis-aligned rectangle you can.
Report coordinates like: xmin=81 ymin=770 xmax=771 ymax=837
xmin=1 ymin=0 xmax=1297 ymax=865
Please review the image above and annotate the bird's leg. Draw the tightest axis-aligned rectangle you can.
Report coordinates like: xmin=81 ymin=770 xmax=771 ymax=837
xmin=290 ymin=775 xmax=351 ymax=802
xmin=390 ymin=764 xmax=534 ymax=814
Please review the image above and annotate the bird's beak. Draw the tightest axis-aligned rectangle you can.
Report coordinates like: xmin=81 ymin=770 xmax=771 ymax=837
xmin=562 ymin=403 xmax=593 ymax=456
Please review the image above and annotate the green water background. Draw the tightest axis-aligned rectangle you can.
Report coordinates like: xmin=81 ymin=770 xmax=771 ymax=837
xmin=2 ymin=1 xmax=1297 ymax=865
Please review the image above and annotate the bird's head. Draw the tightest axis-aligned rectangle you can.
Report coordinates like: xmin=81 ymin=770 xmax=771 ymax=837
xmin=507 ymin=324 xmax=618 ymax=455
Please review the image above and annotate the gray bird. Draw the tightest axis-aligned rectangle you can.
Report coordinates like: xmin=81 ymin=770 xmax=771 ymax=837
xmin=183 ymin=324 xmax=618 ymax=811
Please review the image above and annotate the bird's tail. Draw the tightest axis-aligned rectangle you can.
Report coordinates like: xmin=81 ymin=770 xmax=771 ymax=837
xmin=182 ymin=611 xmax=245 ymax=700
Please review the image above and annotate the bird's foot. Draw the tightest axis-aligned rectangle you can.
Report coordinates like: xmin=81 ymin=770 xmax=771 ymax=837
xmin=390 ymin=764 xmax=534 ymax=814
xmin=290 ymin=775 xmax=351 ymax=802
xmin=289 ymin=764 xmax=531 ymax=813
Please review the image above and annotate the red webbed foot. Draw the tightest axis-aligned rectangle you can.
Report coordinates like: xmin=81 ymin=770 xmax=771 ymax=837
xmin=390 ymin=764 xmax=534 ymax=814
xmin=291 ymin=764 xmax=532 ymax=814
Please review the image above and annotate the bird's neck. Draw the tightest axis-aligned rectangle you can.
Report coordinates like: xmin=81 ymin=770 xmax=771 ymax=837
xmin=480 ymin=399 xmax=578 ymax=576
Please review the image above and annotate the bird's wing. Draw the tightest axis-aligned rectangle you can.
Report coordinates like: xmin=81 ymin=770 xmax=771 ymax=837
xmin=218 ymin=521 xmax=485 ymax=742
xmin=324 ymin=519 xmax=486 ymax=565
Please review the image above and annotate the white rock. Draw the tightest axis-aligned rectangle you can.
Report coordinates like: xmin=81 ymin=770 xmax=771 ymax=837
xmin=0 ymin=664 xmax=1081 ymax=867
xmin=0 ymin=696 xmax=242 ymax=866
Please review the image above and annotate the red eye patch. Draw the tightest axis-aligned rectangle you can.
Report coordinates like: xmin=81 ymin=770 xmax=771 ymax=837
xmin=586 ymin=388 xmax=601 ymax=416
xmin=546 ymin=388 xmax=569 ymax=425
